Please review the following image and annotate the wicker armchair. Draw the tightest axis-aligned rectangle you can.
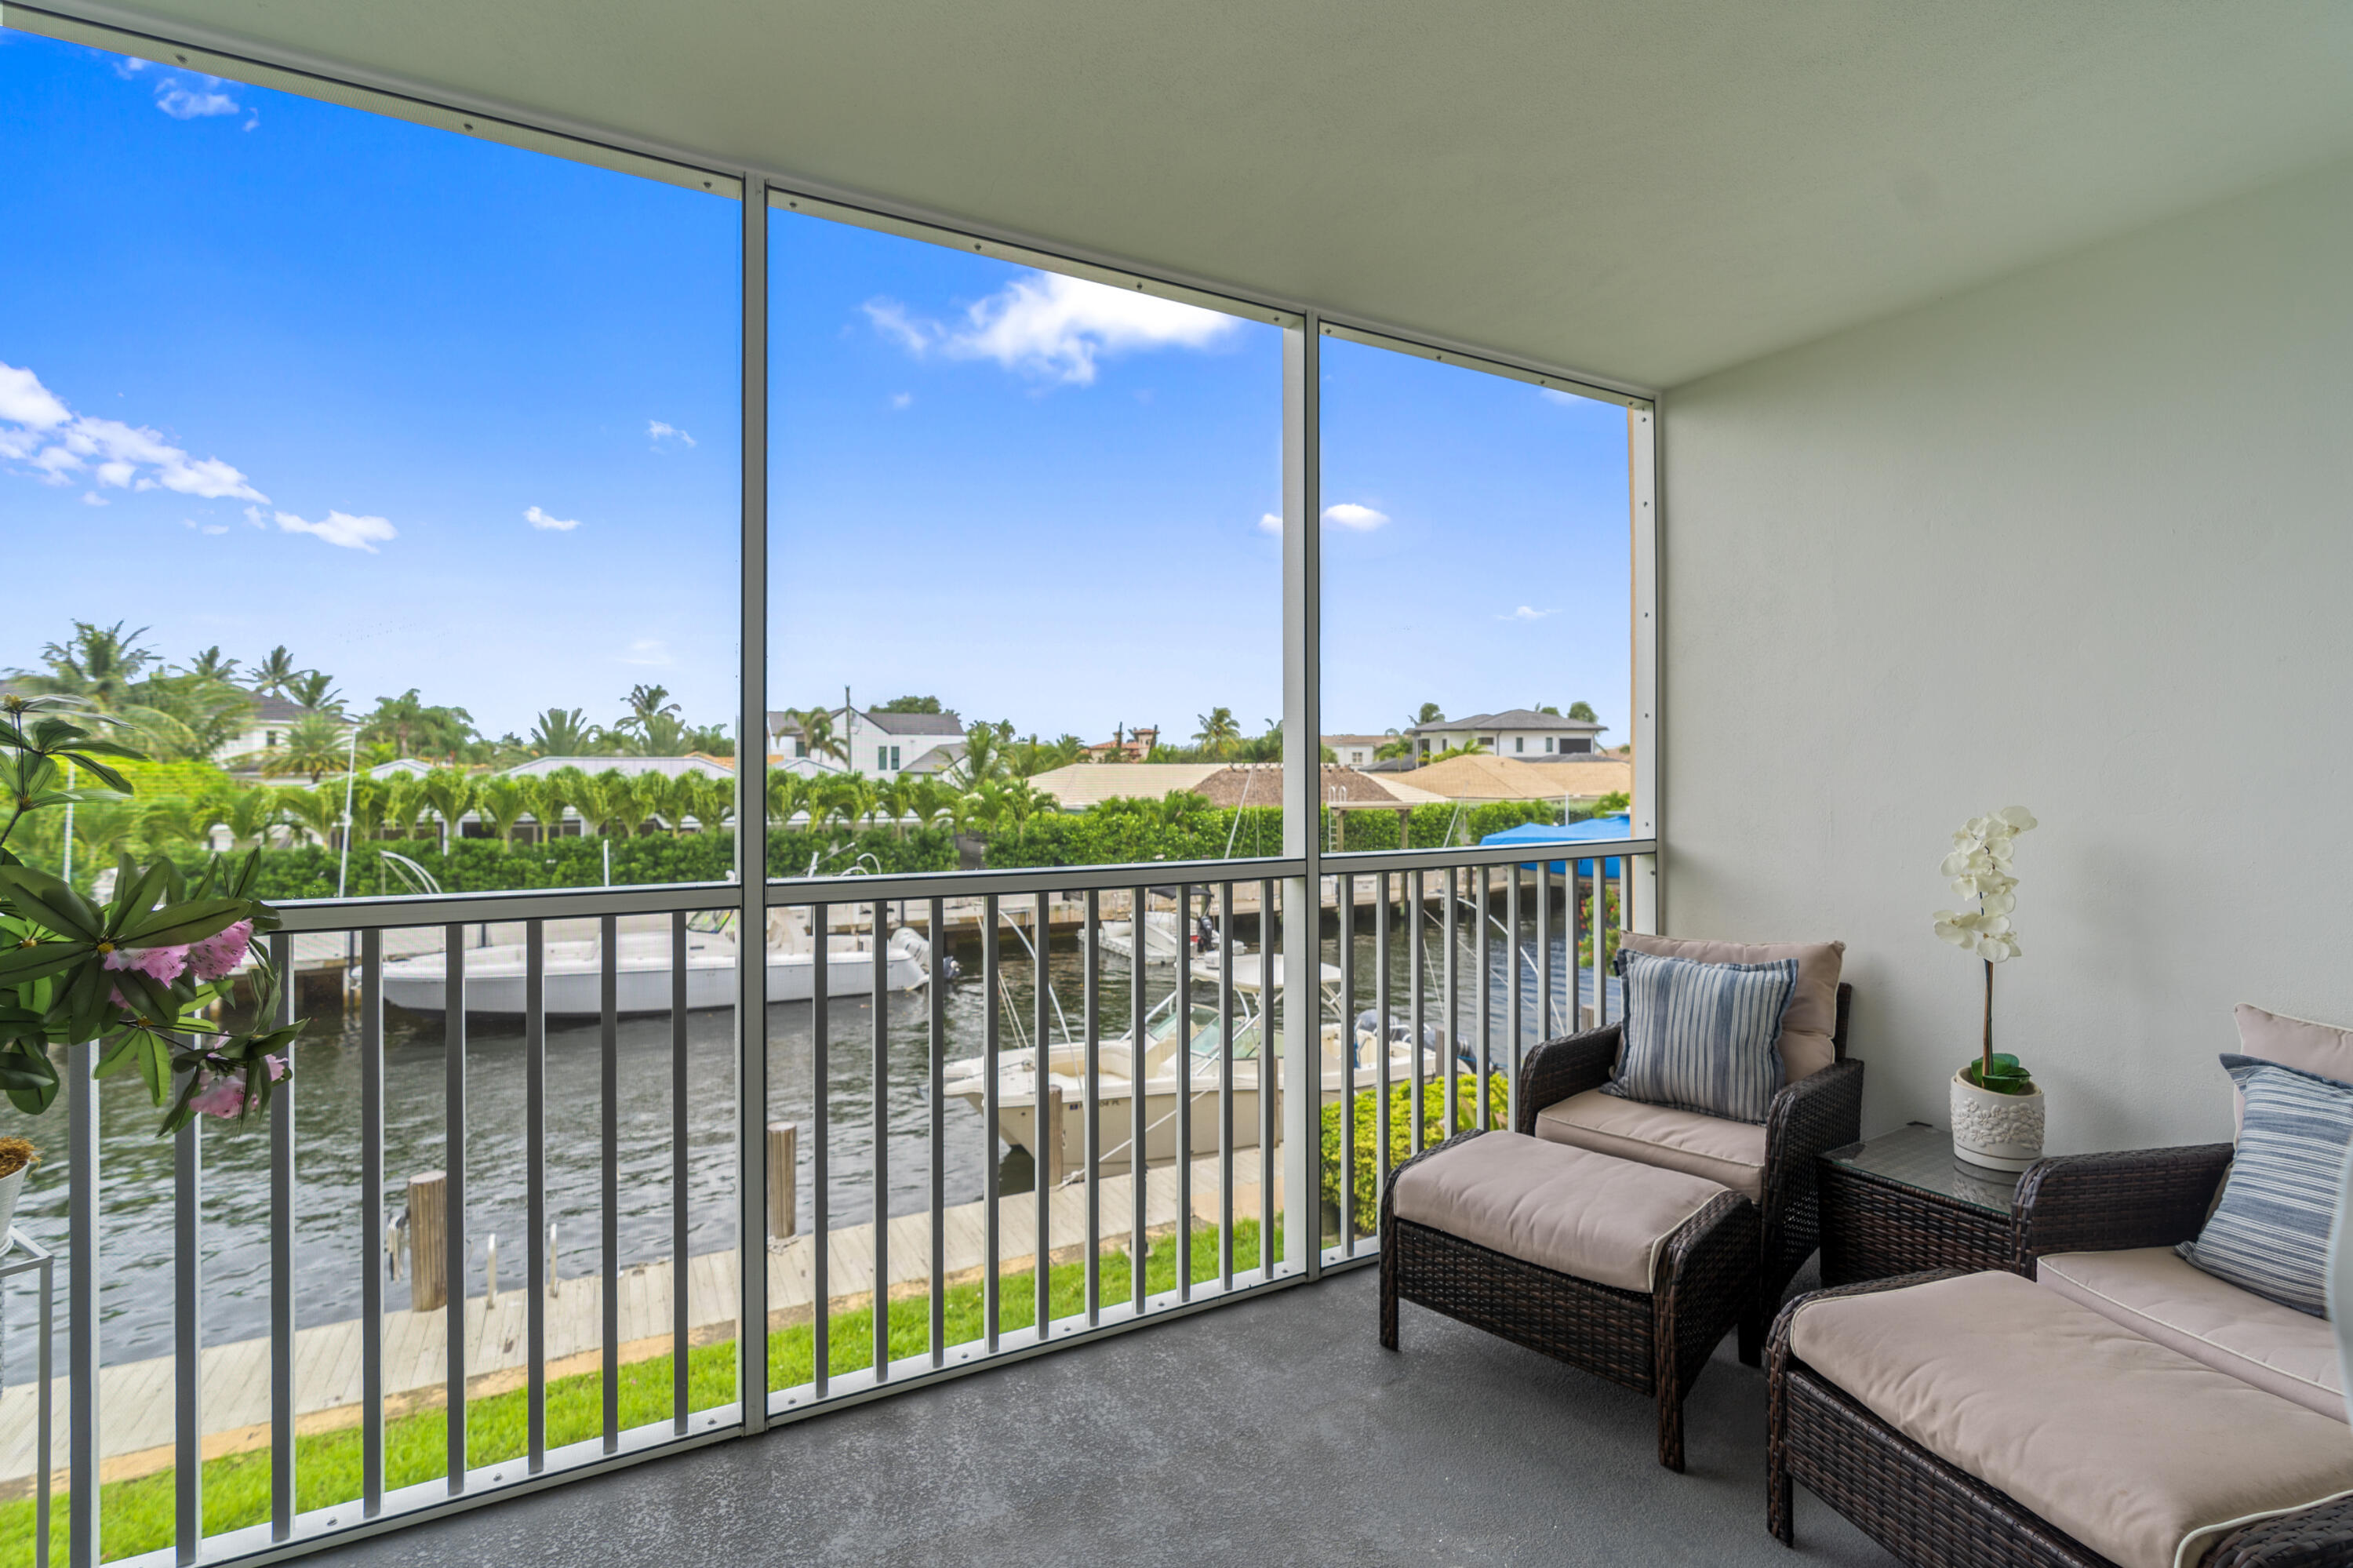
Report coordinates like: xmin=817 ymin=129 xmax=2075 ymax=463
xmin=2011 ymin=1141 xmax=2235 ymax=1269
xmin=1515 ymin=981 xmax=1858 ymax=1362
xmin=1769 ymin=1271 xmax=2353 ymax=1567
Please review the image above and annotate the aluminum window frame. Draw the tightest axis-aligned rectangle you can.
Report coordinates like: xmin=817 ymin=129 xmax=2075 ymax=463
xmin=3 ymin=6 xmax=1665 ymax=1563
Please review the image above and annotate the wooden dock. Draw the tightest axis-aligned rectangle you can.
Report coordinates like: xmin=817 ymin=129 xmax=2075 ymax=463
xmin=0 ymin=1150 xmax=1279 ymax=1493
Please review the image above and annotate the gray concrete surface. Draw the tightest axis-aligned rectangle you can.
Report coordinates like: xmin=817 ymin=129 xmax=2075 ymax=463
xmin=307 ymin=1264 xmax=1891 ymax=1566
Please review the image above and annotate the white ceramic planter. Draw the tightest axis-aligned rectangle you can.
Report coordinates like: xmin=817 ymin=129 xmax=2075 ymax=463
xmin=1951 ymin=1070 xmax=2046 ymax=1172
xmin=0 ymin=1165 xmax=27 ymax=1253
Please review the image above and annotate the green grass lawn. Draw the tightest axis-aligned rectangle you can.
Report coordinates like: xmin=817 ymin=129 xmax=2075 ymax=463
xmin=0 ymin=1221 xmax=1267 ymax=1565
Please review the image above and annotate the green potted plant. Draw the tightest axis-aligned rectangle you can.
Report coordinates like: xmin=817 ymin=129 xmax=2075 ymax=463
xmin=0 ymin=1136 xmax=36 ymax=1247
xmin=0 ymin=694 xmax=300 ymax=1140
xmin=1933 ymin=806 xmax=2045 ymax=1171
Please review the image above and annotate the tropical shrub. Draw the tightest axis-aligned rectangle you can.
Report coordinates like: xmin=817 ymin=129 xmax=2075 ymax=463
xmin=1319 ymin=1074 xmax=1511 ymax=1236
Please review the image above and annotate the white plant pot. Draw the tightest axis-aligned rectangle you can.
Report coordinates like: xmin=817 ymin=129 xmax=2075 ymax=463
xmin=0 ymin=1165 xmax=26 ymax=1253
xmin=1951 ymin=1070 xmax=2046 ymax=1173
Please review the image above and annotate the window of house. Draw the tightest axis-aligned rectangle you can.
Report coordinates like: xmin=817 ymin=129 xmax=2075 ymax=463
xmin=1544 ymin=736 xmax=1555 ymax=753
xmin=890 ymin=746 xmax=900 ymax=771
xmin=1514 ymin=736 xmax=1524 ymax=753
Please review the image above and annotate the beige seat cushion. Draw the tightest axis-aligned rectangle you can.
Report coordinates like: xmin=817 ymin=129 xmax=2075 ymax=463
xmin=1791 ymin=1271 xmax=2353 ymax=1568
xmin=1620 ymin=934 xmax=1842 ymax=1081
xmin=2037 ymin=1247 xmax=2345 ymax=1423
xmin=1391 ymin=1130 xmax=1729 ymax=1293
xmin=1532 ymin=1087 xmax=1767 ymax=1203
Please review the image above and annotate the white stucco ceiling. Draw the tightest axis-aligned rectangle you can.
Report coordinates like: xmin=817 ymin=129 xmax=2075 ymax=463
xmin=38 ymin=0 xmax=2353 ymax=388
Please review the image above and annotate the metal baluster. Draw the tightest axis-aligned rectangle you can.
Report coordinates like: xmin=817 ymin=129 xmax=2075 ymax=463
xmin=1568 ymin=854 xmax=1584 ymax=1030
xmin=360 ymin=930 xmax=384 ymax=1515
xmin=270 ymin=932 xmax=295 ymax=1540
xmin=811 ymin=901 xmax=830 ymax=1396
xmin=173 ymin=1114 xmax=199 ymax=1563
xmin=1034 ymin=891 xmax=1052 ymax=1341
xmin=872 ymin=902 xmax=889 ymax=1384
xmin=1175 ymin=886 xmax=1193 ymax=1303
xmin=671 ymin=912 xmax=689 ymax=1432
xmin=67 ymin=1034 xmax=96 ymax=1568
xmin=1537 ymin=862 xmax=1553 ymax=1041
xmin=1083 ymin=890 xmax=1101 ymax=1326
xmin=1442 ymin=868 xmax=1459 ymax=1137
xmin=1507 ymin=868 xmax=1523 ymax=1093
xmin=443 ymin=926 xmax=467 ymax=1493
xmin=35 ymin=1240 xmax=53 ymax=1568
xmin=1258 ymin=879 xmax=1276 ymax=1278
xmin=928 ymin=897 xmax=947 ymax=1369
xmin=1376 ymin=874 xmax=1392 ymax=1210
xmin=1338 ymin=875 xmax=1356 ymax=1250
xmin=1129 ymin=887 xmax=1148 ymax=1312
xmin=1217 ymin=880 xmax=1235 ymax=1291
xmin=602 ymin=915 xmax=620 ymax=1451
xmin=982 ymin=897 xmax=1000 ymax=1351
xmin=526 ymin=923 xmax=546 ymax=1469
xmin=1600 ymin=857 xmax=1617 ymax=1025
xmin=1476 ymin=867 xmax=1492 ymax=1130
xmin=1409 ymin=870 xmax=1426 ymax=1156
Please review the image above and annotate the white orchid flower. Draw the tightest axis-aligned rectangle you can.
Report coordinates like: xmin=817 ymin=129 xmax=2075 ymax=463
xmin=1933 ymin=806 xmax=2035 ymax=961
xmin=1996 ymin=806 xmax=2037 ymax=831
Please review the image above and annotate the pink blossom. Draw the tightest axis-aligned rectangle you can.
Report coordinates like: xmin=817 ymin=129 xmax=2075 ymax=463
xmin=185 ymin=920 xmax=254 ymax=983
xmin=263 ymin=1054 xmax=289 ymax=1082
xmin=187 ymin=1071 xmax=246 ymax=1120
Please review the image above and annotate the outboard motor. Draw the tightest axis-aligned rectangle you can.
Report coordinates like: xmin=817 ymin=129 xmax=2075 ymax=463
xmin=1195 ymin=912 xmax=1219 ymax=954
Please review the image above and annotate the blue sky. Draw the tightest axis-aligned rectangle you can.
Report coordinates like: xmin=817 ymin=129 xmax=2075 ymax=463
xmin=2 ymin=27 xmax=1629 ymax=748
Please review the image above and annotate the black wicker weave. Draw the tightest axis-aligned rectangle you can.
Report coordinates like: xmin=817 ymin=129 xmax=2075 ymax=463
xmin=2011 ymin=1141 xmax=2235 ymax=1270
xmin=1516 ymin=981 xmax=1860 ymax=1364
xmin=1766 ymin=1271 xmax=2353 ymax=1567
xmin=1817 ymin=1148 xmax=2022 ymax=1286
xmin=1380 ymin=1130 xmax=1759 ymax=1472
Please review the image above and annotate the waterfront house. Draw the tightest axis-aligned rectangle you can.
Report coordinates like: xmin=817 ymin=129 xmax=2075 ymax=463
xmin=1321 ymin=733 xmax=1393 ymax=766
xmin=766 ymin=705 xmax=965 ymax=779
xmin=1405 ymin=708 xmax=1606 ymax=760
xmin=213 ymin=690 xmax=359 ymax=772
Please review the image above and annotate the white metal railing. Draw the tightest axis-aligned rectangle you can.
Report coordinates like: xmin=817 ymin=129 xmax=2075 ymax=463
xmin=36 ymin=838 xmax=1649 ymax=1566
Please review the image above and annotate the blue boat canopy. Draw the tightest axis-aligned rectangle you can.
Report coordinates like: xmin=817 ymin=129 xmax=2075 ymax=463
xmin=1480 ymin=813 xmax=1631 ymax=876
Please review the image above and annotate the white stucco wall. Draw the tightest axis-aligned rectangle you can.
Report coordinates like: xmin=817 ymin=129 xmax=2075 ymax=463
xmin=1657 ymin=152 xmax=2353 ymax=1153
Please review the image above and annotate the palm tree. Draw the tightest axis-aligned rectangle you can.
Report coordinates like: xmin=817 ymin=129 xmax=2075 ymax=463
xmin=257 ymin=713 xmax=351 ymax=784
xmin=11 ymin=621 xmax=199 ymax=755
xmin=139 ymin=797 xmax=214 ymax=855
xmin=473 ymin=777 xmax=532 ymax=848
xmin=276 ymin=786 xmax=342 ymax=849
xmin=286 ymin=671 xmax=344 ymax=714
xmin=566 ymin=770 xmax=633 ymax=839
xmin=878 ymin=777 xmax=922 ymax=839
xmin=685 ymin=773 xmax=734 ymax=834
xmin=784 ymin=706 xmax=848 ymax=769
xmin=136 ymin=672 xmax=253 ymax=761
xmin=951 ymin=722 xmax=1009 ymax=788
xmin=905 ymin=777 xmax=951 ymax=835
xmin=1413 ymin=702 xmax=1445 ymax=726
xmin=251 ymin=646 xmax=300 ymax=699
xmin=377 ymin=776 xmax=427 ymax=842
xmin=418 ymin=769 xmax=477 ymax=854
xmin=765 ymin=769 xmax=807 ymax=829
xmin=184 ymin=646 xmax=240 ymax=683
xmin=627 ymin=770 xmax=674 ymax=835
xmin=526 ymin=708 xmax=596 ymax=755
xmin=517 ymin=775 xmax=571 ymax=842
xmin=205 ymin=784 xmax=282 ymax=849
xmin=1193 ymin=707 xmax=1242 ymax=757
xmin=66 ymin=798 xmax=142 ymax=871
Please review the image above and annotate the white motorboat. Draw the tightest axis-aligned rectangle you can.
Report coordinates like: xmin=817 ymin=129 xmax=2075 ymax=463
xmin=943 ymin=957 xmax=1441 ymax=1171
xmin=376 ymin=911 xmax=932 ymax=1016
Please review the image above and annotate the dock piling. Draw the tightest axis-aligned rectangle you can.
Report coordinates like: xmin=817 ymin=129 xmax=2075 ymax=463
xmin=408 ymin=1171 xmax=449 ymax=1312
xmin=766 ymin=1122 xmax=798 ymax=1240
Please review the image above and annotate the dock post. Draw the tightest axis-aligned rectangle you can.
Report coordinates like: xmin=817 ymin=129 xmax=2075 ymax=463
xmin=766 ymin=1122 xmax=797 ymax=1240
xmin=1043 ymin=1081 xmax=1066 ymax=1189
xmin=409 ymin=1171 xmax=449 ymax=1312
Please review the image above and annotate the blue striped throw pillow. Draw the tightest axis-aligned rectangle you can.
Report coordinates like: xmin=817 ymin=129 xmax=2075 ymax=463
xmin=2177 ymin=1054 xmax=2353 ymax=1316
xmin=1602 ymin=950 xmax=1798 ymax=1124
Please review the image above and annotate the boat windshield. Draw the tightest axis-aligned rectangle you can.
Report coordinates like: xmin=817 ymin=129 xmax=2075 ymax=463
xmin=1147 ymin=1003 xmax=1264 ymax=1061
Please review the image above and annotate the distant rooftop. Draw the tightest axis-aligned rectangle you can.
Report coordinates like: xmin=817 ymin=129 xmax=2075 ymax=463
xmin=1407 ymin=708 xmax=1606 ymax=736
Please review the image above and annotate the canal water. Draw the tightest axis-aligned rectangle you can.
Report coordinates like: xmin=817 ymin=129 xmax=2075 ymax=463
xmin=2 ymin=906 xmax=1617 ymax=1372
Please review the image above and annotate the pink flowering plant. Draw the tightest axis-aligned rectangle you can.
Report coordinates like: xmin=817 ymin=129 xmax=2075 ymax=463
xmin=0 ymin=694 xmax=300 ymax=1133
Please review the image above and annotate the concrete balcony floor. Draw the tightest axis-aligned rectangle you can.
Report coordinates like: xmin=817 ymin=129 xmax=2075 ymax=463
xmin=312 ymin=1264 xmax=1889 ymax=1566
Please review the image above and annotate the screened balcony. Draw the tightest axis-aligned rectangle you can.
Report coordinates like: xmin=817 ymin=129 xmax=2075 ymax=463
xmin=4 ymin=3 xmax=2351 ymax=1566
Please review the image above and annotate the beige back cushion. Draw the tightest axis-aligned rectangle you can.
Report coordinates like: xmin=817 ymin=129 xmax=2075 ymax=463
xmin=1620 ymin=935 xmax=1844 ymax=1082
xmin=2231 ymin=1004 xmax=2353 ymax=1130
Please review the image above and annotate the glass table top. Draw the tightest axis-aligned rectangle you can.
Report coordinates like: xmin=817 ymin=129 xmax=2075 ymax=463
xmin=1821 ymin=1121 xmax=2023 ymax=1217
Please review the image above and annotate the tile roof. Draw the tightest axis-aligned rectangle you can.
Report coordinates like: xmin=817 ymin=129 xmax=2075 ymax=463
xmin=1406 ymin=708 xmax=1606 ymax=734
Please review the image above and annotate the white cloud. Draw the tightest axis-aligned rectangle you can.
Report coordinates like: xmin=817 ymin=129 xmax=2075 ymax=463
xmin=620 ymin=638 xmax=672 ymax=667
xmin=1539 ymin=387 xmax=1580 ymax=407
xmin=1497 ymin=605 xmax=1557 ymax=621
xmin=273 ymin=509 xmax=396 ymax=552
xmin=1258 ymin=512 xmax=1283 ymax=534
xmin=201 ymin=523 xmax=229 ymax=535
xmin=646 ymin=420 xmax=695 ymax=448
xmin=1322 ymin=502 xmax=1389 ymax=530
xmin=112 ymin=58 xmax=151 ymax=79
xmin=525 ymin=504 xmax=580 ymax=532
xmin=81 ymin=492 xmax=107 ymax=507
xmin=244 ymin=504 xmax=268 ymax=528
xmin=889 ymin=392 xmax=914 ymax=411
xmin=866 ymin=271 xmax=1238 ymax=385
xmin=0 ymin=363 xmax=71 ymax=429
xmin=0 ymin=362 xmax=267 ymax=501
xmin=155 ymin=78 xmax=239 ymax=119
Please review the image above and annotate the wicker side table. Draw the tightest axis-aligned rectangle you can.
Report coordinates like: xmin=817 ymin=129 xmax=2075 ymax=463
xmin=1817 ymin=1122 xmax=2024 ymax=1286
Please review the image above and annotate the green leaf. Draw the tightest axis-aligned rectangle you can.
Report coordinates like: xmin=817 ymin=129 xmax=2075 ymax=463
xmin=0 ymin=865 xmax=103 ymax=940
xmin=0 ymin=1042 xmax=59 ymax=1115
xmin=115 ymin=895 xmax=249 ymax=948
xmin=0 ymin=939 xmax=94 ymax=984
xmin=111 ymin=860 xmax=172 ymax=934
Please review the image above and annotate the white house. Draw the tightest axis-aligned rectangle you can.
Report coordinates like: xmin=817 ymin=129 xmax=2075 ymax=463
xmin=213 ymin=691 xmax=359 ymax=771
xmin=766 ymin=705 xmax=966 ymax=780
xmin=1404 ymin=708 xmax=1605 ymax=762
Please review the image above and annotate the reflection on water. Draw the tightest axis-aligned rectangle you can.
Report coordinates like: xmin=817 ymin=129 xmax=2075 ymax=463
xmin=2 ymin=897 xmax=1609 ymax=1371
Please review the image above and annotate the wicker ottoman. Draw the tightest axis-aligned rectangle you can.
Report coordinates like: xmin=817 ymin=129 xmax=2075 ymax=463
xmin=1380 ymin=1129 xmax=1760 ymax=1471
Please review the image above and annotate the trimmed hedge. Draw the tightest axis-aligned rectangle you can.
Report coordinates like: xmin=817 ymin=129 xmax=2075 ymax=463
xmin=1320 ymin=1075 xmax=1511 ymax=1237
